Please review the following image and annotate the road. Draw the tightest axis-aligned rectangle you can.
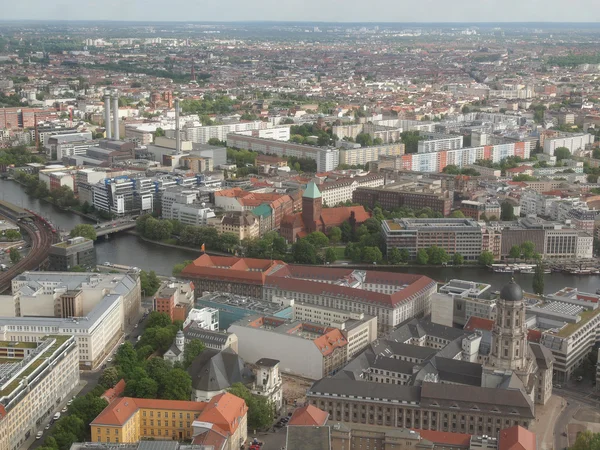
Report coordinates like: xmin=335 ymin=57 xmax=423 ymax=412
xmin=0 ymin=217 xmax=55 ymax=292
xmin=27 ymin=304 xmax=152 ymax=450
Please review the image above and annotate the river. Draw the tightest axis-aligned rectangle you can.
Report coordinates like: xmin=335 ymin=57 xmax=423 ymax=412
xmin=1 ymin=178 xmax=599 ymax=293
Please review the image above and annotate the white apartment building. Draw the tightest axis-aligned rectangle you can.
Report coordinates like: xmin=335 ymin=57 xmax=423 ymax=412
xmin=38 ymin=170 xmax=75 ymax=191
xmin=292 ymin=303 xmax=378 ymax=359
xmin=0 ymin=336 xmax=80 ymax=450
xmin=320 ymin=174 xmax=385 ymax=206
xmin=226 ymin=134 xmax=339 ymax=172
xmin=186 ymin=121 xmax=270 ymax=144
xmin=544 ymin=133 xmax=594 ymax=156
xmin=235 ymin=126 xmax=291 ymax=142
xmin=183 ymin=307 xmax=220 ymax=331
xmin=520 ymin=190 xmax=561 ymax=217
xmin=338 ymin=143 xmax=405 ymax=166
xmin=417 ymin=133 xmax=463 ymax=153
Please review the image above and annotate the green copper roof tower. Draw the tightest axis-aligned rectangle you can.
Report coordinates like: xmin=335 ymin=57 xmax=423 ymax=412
xmin=303 ymin=181 xmax=322 ymax=199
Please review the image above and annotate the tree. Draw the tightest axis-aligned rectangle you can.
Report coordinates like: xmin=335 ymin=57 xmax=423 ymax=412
xmin=154 ymin=127 xmax=165 ymax=138
xmin=162 ymin=368 xmax=192 ymax=401
xmin=532 ymin=259 xmax=545 ymax=295
xmin=361 ymin=246 xmax=382 ymax=264
xmin=340 ymin=221 xmax=352 ymax=242
xmin=146 ymin=311 xmax=172 ymax=329
xmin=568 ymin=430 xmax=600 ymax=450
xmin=99 ymin=366 xmax=119 ymax=389
xmin=344 ymin=243 xmax=362 ymax=262
xmin=228 ymin=382 xmax=274 ymax=430
xmin=69 ymin=394 xmax=109 ymax=427
xmin=427 ymin=246 xmax=449 ymax=265
xmin=70 ymin=224 xmax=97 ymax=241
xmin=509 ymin=245 xmax=522 ymax=261
xmin=208 ymin=137 xmax=225 ymax=146
xmin=478 ymin=251 xmax=495 ymax=266
xmin=139 ymin=270 xmax=161 ymax=296
xmin=183 ymin=339 xmax=205 ymax=369
xmin=4 ymin=229 xmax=20 ymax=241
xmin=453 ymin=253 xmax=464 ymax=265
xmin=173 ymin=260 xmax=193 ymax=276
xmin=126 ymin=377 xmax=158 ymax=399
xmin=521 ymin=241 xmax=536 ymax=261
xmin=500 ymin=201 xmax=515 ymax=221
xmin=399 ymin=248 xmax=410 ymax=263
xmin=554 ymin=146 xmax=571 ymax=161
xmin=388 ymin=247 xmax=403 ymax=265
xmin=450 ymin=210 xmax=465 ymax=218
xmin=325 ymin=248 xmax=337 ymax=263
xmin=292 ymin=239 xmax=317 ymax=264
xmin=306 ymin=231 xmax=329 ymax=248
xmin=356 ymin=132 xmax=373 ymax=147
xmin=416 ymin=249 xmax=429 ymax=265
xmin=9 ymin=247 xmax=20 ymax=263
xmin=328 ymin=227 xmax=342 ymax=246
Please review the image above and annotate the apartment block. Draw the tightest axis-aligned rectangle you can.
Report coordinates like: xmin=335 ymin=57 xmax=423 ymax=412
xmin=320 ymin=174 xmax=385 ymax=207
xmin=339 ymin=143 xmax=405 ymax=166
xmin=417 ymin=132 xmax=463 ymax=153
xmin=0 ymin=336 xmax=79 ymax=450
xmin=226 ymin=133 xmax=339 ymax=172
xmin=186 ymin=120 xmax=270 ymax=144
xmin=382 ymin=218 xmax=484 ymax=260
xmin=161 ymin=187 xmax=216 ymax=227
xmin=543 ymin=133 xmax=594 ymax=156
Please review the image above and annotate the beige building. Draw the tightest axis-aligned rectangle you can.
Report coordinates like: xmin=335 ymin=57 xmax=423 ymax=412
xmin=209 ymin=211 xmax=260 ymax=240
xmin=0 ymin=336 xmax=79 ymax=450
xmin=292 ymin=303 xmax=377 ymax=359
xmin=339 ymin=143 xmax=405 ymax=166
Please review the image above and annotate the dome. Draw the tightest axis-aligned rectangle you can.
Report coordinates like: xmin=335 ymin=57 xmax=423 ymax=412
xmin=500 ymin=279 xmax=523 ymax=302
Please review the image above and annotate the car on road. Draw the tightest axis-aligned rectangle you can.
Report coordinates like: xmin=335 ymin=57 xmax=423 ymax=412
xmin=61 ymin=406 xmax=68 ymax=413
xmin=67 ymin=399 xmax=73 ymax=406
xmin=44 ymin=424 xmax=50 ymax=430
xmin=107 ymin=358 xmax=113 ymax=363
xmin=576 ymin=376 xmax=583 ymax=382
xmin=36 ymin=431 xmax=43 ymax=440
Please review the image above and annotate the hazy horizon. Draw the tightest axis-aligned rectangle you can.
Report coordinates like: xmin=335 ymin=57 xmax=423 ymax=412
xmin=3 ymin=0 xmax=600 ymax=24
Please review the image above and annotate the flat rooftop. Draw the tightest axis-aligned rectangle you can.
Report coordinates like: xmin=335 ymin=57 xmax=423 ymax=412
xmin=196 ymin=292 xmax=290 ymax=316
xmin=556 ymin=307 xmax=600 ymax=337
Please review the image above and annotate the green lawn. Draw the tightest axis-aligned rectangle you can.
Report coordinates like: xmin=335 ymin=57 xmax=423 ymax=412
xmin=329 ymin=246 xmax=346 ymax=261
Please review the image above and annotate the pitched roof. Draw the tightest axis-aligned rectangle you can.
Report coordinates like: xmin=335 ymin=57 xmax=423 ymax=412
xmin=188 ymin=348 xmax=252 ymax=392
xmin=303 ymin=181 xmax=322 ymax=199
xmin=289 ymin=404 xmax=329 ymax=426
xmin=101 ymin=379 xmax=126 ymax=403
xmin=498 ymin=425 xmax=537 ymax=450
xmin=313 ymin=329 xmax=347 ymax=356
xmin=320 ymin=206 xmax=370 ymax=228
xmin=464 ymin=316 xmax=495 ymax=332
xmin=195 ymin=392 xmax=248 ymax=435
xmin=91 ymin=397 xmax=206 ymax=427
xmin=414 ymin=429 xmax=471 ymax=448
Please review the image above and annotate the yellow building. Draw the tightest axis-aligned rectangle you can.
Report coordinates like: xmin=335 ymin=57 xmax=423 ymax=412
xmin=91 ymin=392 xmax=247 ymax=449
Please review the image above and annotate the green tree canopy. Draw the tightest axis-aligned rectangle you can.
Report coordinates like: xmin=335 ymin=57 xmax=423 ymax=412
xmin=328 ymin=226 xmax=342 ymax=245
xmin=416 ymin=249 xmax=429 ymax=265
xmin=306 ymin=231 xmax=329 ymax=248
xmin=509 ymin=245 xmax=522 ymax=261
xmin=228 ymin=382 xmax=274 ymax=430
xmin=478 ymin=251 xmax=495 ymax=266
xmin=183 ymin=339 xmax=205 ymax=369
xmin=450 ymin=210 xmax=465 ymax=218
xmin=500 ymin=201 xmax=515 ymax=221
xmin=292 ymin=239 xmax=317 ymax=264
xmin=325 ymin=248 xmax=337 ymax=263
xmin=70 ymin=224 xmax=97 ymax=241
xmin=532 ymin=259 xmax=545 ymax=295
xmin=9 ymin=247 xmax=20 ymax=263
xmin=554 ymin=146 xmax=571 ymax=161
xmin=452 ymin=253 xmax=464 ymax=265
xmin=361 ymin=246 xmax=382 ymax=264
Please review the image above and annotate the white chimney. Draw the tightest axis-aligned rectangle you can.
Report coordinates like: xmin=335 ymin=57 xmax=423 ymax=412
xmin=112 ymin=91 xmax=120 ymax=141
xmin=104 ymin=92 xmax=112 ymax=139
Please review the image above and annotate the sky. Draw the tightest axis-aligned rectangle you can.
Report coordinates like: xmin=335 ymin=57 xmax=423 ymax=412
xmin=4 ymin=0 xmax=600 ymax=23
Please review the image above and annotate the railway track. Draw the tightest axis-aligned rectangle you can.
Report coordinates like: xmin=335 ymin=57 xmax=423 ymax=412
xmin=0 ymin=218 xmax=55 ymax=292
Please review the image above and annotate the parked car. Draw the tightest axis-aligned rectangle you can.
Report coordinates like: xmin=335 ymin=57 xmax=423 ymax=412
xmin=61 ymin=406 xmax=68 ymax=413
xmin=36 ymin=431 xmax=43 ymax=440
xmin=45 ymin=424 xmax=50 ymax=430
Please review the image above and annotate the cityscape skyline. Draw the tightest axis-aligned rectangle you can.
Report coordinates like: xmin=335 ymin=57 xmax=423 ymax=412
xmin=3 ymin=0 xmax=600 ymax=23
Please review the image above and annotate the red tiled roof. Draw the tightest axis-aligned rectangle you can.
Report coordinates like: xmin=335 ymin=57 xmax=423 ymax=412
xmin=527 ymin=329 xmax=542 ymax=343
xmin=181 ymin=254 xmax=286 ymax=285
xmin=313 ymin=328 xmax=348 ymax=356
xmin=91 ymin=397 xmax=206 ymax=427
xmin=577 ymin=294 xmax=599 ymax=303
xmin=498 ymin=425 xmax=537 ymax=450
xmin=320 ymin=206 xmax=370 ymax=228
xmin=289 ymin=405 xmax=329 ymax=426
xmin=101 ymin=379 xmax=126 ymax=403
xmin=195 ymin=392 xmax=248 ymax=435
xmin=464 ymin=317 xmax=494 ymax=332
xmin=414 ymin=429 xmax=471 ymax=447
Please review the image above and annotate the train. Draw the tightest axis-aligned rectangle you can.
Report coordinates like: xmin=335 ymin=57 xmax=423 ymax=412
xmin=24 ymin=209 xmax=56 ymax=233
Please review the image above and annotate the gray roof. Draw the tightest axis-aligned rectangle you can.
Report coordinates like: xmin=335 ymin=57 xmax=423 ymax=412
xmin=138 ymin=442 xmax=180 ymax=450
xmin=420 ymin=382 xmax=535 ymax=418
xmin=372 ymin=339 xmax=437 ymax=360
xmin=309 ymin=378 xmax=421 ymax=403
xmin=390 ymin=318 xmax=467 ymax=343
xmin=286 ymin=425 xmax=330 ymax=450
xmin=184 ymin=323 xmax=231 ymax=345
xmin=530 ymin=342 xmax=555 ymax=370
xmin=188 ymin=348 xmax=253 ymax=392
xmin=432 ymin=357 xmax=482 ymax=386
xmin=256 ymin=358 xmax=280 ymax=367
xmin=500 ymin=279 xmax=524 ymax=302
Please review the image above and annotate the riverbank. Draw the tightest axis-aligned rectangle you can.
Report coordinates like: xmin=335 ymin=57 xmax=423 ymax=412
xmin=129 ymin=231 xmax=232 ymax=256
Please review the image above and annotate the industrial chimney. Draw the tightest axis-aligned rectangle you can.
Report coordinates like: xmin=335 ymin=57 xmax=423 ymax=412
xmin=175 ymin=98 xmax=181 ymax=155
xmin=112 ymin=91 xmax=120 ymax=141
xmin=104 ymin=91 xmax=112 ymax=139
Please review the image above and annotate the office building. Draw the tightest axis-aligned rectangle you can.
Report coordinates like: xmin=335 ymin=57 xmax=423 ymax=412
xmin=91 ymin=392 xmax=248 ymax=450
xmin=306 ymin=281 xmax=553 ymax=438
xmin=6 ymin=272 xmax=141 ymax=368
xmin=353 ymin=184 xmax=452 ymax=217
xmin=320 ymin=174 xmax=385 ymax=207
xmin=382 ymin=218 xmax=484 ymax=261
xmin=0 ymin=336 xmax=79 ymax=450
xmin=48 ymin=236 xmax=96 ymax=271
xmin=45 ymin=132 xmax=94 ymax=160
xmin=432 ymin=280 xmax=495 ymax=327
xmin=226 ymin=134 xmax=339 ymax=172
xmin=161 ymin=187 xmax=216 ymax=227
xmin=182 ymin=254 xmax=437 ymax=334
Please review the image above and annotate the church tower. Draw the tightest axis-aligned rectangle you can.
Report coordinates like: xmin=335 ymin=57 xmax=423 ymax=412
xmin=175 ymin=330 xmax=185 ymax=353
xmin=488 ymin=279 xmax=528 ymax=371
xmin=302 ymin=181 xmax=322 ymax=233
